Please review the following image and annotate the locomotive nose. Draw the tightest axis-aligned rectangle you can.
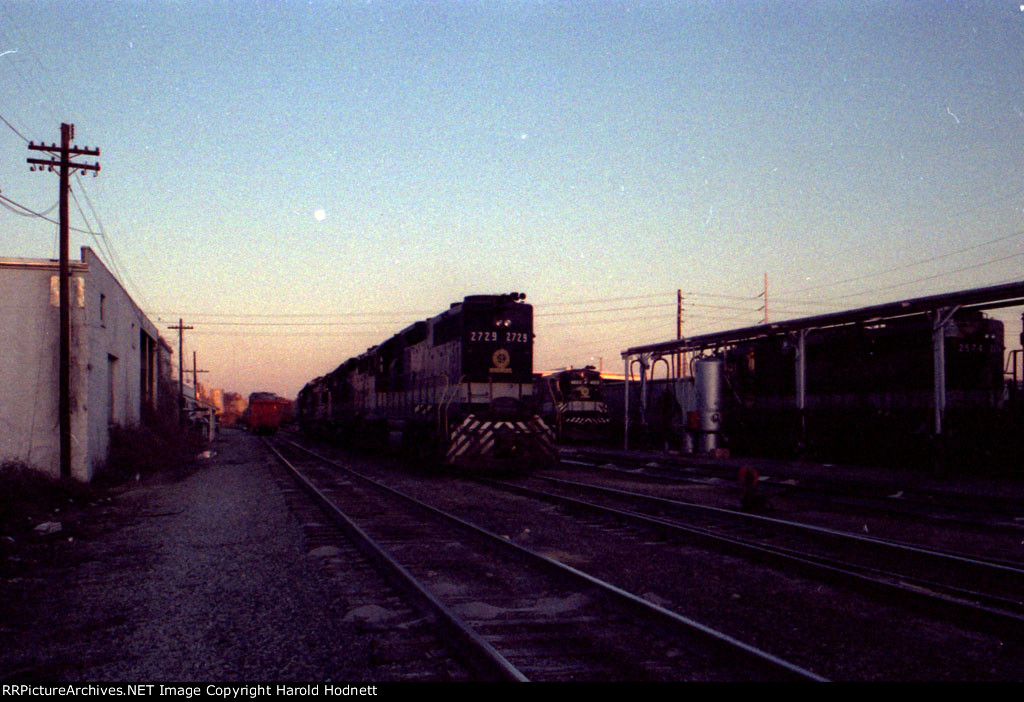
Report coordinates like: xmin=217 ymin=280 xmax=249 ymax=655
xmin=489 ymin=396 xmax=526 ymax=419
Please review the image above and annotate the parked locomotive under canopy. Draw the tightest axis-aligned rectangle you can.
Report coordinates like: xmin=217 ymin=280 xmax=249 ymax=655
xmin=727 ymin=310 xmax=1004 ymax=408
xmin=618 ymin=304 xmax=1022 ymax=472
xmin=718 ymin=309 xmax=1015 ymax=469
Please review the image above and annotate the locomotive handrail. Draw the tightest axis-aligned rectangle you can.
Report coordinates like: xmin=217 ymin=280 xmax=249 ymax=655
xmin=433 ymin=373 xmax=450 ymax=437
xmin=441 ymin=374 xmax=467 ymax=439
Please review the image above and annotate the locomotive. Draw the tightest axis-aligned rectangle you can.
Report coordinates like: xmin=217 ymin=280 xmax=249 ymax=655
xmin=534 ymin=366 xmax=612 ymax=442
xmin=297 ymin=293 xmax=557 ymax=471
xmin=718 ymin=309 xmax=1010 ymax=467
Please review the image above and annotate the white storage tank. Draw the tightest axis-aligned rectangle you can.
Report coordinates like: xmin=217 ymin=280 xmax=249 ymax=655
xmin=694 ymin=357 xmax=723 ymax=453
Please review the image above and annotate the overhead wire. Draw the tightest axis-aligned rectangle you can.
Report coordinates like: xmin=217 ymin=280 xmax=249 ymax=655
xmin=816 ymin=250 xmax=1024 ymax=303
xmin=72 ymin=175 xmax=153 ymax=312
xmin=147 ymin=310 xmax=438 ymax=319
xmin=0 ymin=111 xmax=30 ymax=142
xmin=69 ymin=185 xmax=155 ymax=317
xmin=0 ymin=189 xmax=99 ymax=234
xmin=0 ymin=191 xmax=58 ymax=217
xmin=532 ymin=292 xmax=668 ymax=308
xmin=68 ymin=186 xmax=126 ymax=284
xmin=0 ymin=7 xmax=73 ymax=120
xmin=156 ymin=292 xmax=758 ymax=324
xmin=775 ymin=227 xmax=1024 ymax=298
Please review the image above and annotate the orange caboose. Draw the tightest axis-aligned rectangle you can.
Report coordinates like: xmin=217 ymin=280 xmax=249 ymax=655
xmin=248 ymin=395 xmax=291 ymax=435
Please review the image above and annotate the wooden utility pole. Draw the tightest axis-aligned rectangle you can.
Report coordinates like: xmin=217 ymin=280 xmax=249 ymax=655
xmin=762 ymin=272 xmax=769 ymax=324
xmin=28 ymin=124 xmax=100 ymax=479
xmin=676 ymin=289 xmax=684 ymax=378
xmin=186 ymin=350 xmax=209 ymax=401
xmin=168 ymin=319 xmax=193 ymax=424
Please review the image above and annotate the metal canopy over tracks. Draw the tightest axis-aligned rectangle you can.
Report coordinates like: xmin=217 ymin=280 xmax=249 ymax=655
xmin=620 ymin=280 xmax=1024 ymax=450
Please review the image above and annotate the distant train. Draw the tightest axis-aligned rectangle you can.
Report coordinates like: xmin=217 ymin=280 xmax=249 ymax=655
xmin=534 ymin=366 xmax=612 ymax=442
xmin=246 ymin=392 xmax=292 ymax=435
xmin=297 ymin=293 xmax=557 ymax=471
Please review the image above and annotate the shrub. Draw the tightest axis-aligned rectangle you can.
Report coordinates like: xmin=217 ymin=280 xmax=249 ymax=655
xmin=0 ymin=459 xmax=96 ymax=536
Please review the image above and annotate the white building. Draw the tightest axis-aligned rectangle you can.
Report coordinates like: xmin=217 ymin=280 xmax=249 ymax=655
xmin=0 ymin=247 xmax=165 ymax=481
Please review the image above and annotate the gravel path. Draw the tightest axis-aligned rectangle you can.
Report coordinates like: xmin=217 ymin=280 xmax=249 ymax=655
xmin=1 ymin=430 xmax=383 ymax=681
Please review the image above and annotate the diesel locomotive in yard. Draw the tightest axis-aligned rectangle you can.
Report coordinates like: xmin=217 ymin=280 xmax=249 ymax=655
xmin=719 ymin=309 xmax=1017 ymax=468
xmin=297 ymin=293 xmax=557 ymax=470
xmin=534 ymin=366 xmax=612 ymax=442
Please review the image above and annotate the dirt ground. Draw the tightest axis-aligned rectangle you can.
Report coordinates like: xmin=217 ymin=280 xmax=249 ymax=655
xmin=0 ymin=430 xmax=383 ymax=681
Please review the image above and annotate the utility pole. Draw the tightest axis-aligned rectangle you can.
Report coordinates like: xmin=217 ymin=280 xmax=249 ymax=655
xmin=27 ymin=124 xmax=100 ymax=479
xmin=186 ymin=350 xmax=209 ymax=401
xmin=168 ymin=319 xmax=193 ymax=425
xmin=676 ymin=289 xmax=684 ymax=377
xmin=762 ymin=272 xmax=769 ymax=324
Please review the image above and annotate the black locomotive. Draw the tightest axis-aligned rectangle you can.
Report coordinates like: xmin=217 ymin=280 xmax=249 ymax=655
xmin=719 ymin=309 xmax=1013 ymax=468
xmin=534 ymin=366 xmax=612 ymax=442
xmin=297 ymin=293 xmax=557 ymax=471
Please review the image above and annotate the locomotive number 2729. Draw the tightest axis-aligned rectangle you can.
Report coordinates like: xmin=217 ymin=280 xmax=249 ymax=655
xmin=470 ymin=331 xmax=529 ymax=343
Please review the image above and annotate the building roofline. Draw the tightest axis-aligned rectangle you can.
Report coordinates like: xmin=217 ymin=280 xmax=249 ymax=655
xmin=0 ymin=256 xmax=88 ymax=271
xmin=1 ymin=247 xmax=162 ymax=342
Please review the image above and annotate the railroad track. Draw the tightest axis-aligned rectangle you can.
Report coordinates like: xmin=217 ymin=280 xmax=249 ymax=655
xmin=561 ymin=450 xmax=1024 ymax=532
xmin=261 ymin=441 xmax=475 ymax=681
xmin=482 ymin=472 xmax=1024 ymax=642
xmin=264 ymin=437 xmax=825 ymax=682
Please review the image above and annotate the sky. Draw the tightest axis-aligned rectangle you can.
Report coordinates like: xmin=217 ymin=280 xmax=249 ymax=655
xmin=2 ymin=0 xmax=1023 ymax=399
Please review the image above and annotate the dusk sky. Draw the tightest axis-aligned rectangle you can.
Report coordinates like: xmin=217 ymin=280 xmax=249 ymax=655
xmin=2 ymin=1 xmax=1023 ymax=398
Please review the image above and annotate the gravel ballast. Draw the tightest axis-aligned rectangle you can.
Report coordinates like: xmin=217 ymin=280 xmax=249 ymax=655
xmin=1 ymin=430 xmax=389 ymax=681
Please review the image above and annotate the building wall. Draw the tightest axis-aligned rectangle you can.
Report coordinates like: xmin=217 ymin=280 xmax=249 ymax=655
xmin=82 ymin=248 xmax=160 ymax=480
xmin=0 ymin=248 xmax=161 ymax=481
xmin=0 ymin=257 xmax=88 ymax=477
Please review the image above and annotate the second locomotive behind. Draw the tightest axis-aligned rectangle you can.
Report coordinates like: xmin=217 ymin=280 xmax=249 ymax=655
xmin=534 ymin=366 xmax=612 ymax=442
xmin=297 ymin=293 xmax=557 ymax=471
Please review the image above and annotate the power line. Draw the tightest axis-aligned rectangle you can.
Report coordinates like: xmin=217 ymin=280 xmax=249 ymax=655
xmin=0 ymin=7 xmax=72 ymax=119
xmin=820 ymin=251 xmax=1024 ymax=303
xmin=0 ymin=111 xmax=29 ymax=142
xmin=0 ymin=191 xmax=58 ymax=217
xmin=150 ymin=295 xmax=680 ymax=321
xmin=147 ymin=310 xmax=438 ymax=319
xmin=539 ymin=312 xmax=673 ymax=328
xmin=184 ymin=320 xmax=415 ymax=327
xmin=533 ymin=292 xmax=668 ymax=308
xmin=157 ymin=291 xmax=768 ymax=322
xmin=0 ymin=190 xmax=100 ymax=234
xmin=682 ymin=290 xmax=762 ymax=301
xmin=3 ymin=176 xmax=152 ymax=315
xmin=72 ymin=175 xmax=153 ymax=312
xmin=189 ymin=329 xmax=387 ymax=338
xmin=537 ymin=301 xmax=674 ymax=318
xmin=775 ymin=227 xmax=1024 ymax=298
xmin=69 ymin=187 xmax=126 ymax=284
